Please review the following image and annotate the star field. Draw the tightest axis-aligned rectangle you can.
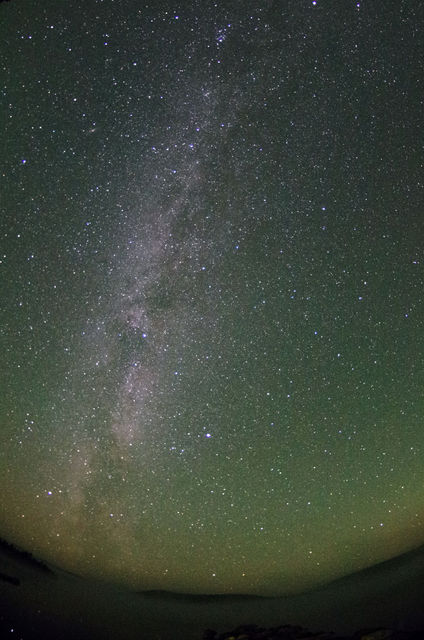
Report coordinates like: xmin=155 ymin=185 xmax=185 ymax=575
xmin=1 ymin=0 xmax=424 ymax=596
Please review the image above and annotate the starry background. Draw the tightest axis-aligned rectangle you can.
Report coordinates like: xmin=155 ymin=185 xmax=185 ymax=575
xmin=1 ymin=0 xmax=424 ymax=598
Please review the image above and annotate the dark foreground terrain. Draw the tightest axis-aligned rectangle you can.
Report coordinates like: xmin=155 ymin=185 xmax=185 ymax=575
xmin=1 ymin=537 xmax=424 ymax=639
xmin=203 ymin=623 xmax=424 ymax=640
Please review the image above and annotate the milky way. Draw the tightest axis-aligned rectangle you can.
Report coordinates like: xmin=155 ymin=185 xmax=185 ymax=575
xmin=1 ymin=0 xmax=424 ymax=596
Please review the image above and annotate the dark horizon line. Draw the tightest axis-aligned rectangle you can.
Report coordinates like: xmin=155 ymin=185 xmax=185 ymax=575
xmin=2 ymin=532 xmax=424 ymax=602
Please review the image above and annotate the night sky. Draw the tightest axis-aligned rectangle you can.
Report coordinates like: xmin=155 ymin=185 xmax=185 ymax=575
xmin=1 ymin=0 xmax=424 ymax=599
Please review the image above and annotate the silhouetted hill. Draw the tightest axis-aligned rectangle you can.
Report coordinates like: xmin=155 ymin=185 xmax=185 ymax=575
xmin=139 ymin=589 xmax=270 ymax=603
xmin=2 ymin=536 xmax=424 ymax=639
xmin=303 ymin=541 xmax=424 ymax=599
xmin=0 ymin=536 xmax=54 ymax=576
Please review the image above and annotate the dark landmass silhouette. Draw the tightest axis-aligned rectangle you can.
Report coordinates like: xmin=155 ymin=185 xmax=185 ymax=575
xmin=139 ymin=588 xmax=270 ymax=602
xmin=202 ymin=622 xmax=424 ymax=640
xmin=0 ymin=571 xmax=20 ymax=587
xmin=1 ymin=535 xmax=424 ymax=639
xmin=0 ymin=537 xmax=54 ymax=575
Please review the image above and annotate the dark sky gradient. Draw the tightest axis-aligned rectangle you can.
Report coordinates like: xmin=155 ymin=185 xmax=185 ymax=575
xmin=1 ymin=0 xmax=424 ymax=597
